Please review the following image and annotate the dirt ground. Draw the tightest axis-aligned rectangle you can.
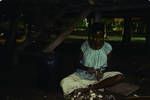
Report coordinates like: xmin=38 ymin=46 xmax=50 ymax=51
xmin=0 ymin=41 xmax=150 ymax=99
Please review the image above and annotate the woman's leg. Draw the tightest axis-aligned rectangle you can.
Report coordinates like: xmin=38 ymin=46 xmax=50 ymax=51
xmin=67 ymin=72 xmax=124 ymax=95
xmin=90 ymin=73 xmax=124 ymax=90
xmin=60 ymin=72 xmax=95 ymax=96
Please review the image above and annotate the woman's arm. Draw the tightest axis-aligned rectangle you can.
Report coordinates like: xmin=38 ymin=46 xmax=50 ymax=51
xmin=75 ymin=49 xmax=83 ymax=67
xmin=105 ymin=51 xmax=112 ymax=71
xmin=75 ymin=49 xmax=97 ymax=74
xmin=107 ymin=51 xmax=112 ymax=63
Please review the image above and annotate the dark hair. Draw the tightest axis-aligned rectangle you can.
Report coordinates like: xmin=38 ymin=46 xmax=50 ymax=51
xmin=88 ymin=22 xmax=104 ymax=34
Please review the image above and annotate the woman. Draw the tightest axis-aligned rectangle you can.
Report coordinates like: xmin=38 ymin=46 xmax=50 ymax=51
xmin=60 ymin=22 xmax=124 ymax=97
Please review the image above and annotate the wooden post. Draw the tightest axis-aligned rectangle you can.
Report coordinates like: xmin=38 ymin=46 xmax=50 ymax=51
xmin=122 ymin=17 xmax=131 ymax=44
xmin=145 ymin=17 xmax=150 ymax=48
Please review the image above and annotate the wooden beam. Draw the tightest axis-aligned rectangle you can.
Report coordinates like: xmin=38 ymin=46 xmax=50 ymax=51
xmin=43 ymin=8 xmax=92 ymax=53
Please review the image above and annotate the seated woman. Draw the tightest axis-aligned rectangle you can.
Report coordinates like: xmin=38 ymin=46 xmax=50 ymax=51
xmin=60 ymin=22 xmax=124 ymax=97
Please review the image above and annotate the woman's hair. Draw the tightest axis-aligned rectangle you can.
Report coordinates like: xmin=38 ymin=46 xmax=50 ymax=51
xmin=88 ymin=22 xmax=104 ymax=35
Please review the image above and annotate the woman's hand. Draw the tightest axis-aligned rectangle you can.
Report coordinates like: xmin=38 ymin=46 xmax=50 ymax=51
xmin=87 ymin=68 xmax=103 ymax=81
xmin=87 ymin=68 xmax=96 ymax=74
xmin=95 ymin=70 xmax=103 ymax=81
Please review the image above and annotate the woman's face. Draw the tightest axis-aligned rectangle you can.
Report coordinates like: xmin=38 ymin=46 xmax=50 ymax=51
xmin=88 ymin=31 xmax=104 ymax=49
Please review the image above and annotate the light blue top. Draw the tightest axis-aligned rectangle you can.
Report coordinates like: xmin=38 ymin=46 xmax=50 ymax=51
xmin=76 ymin=41 xmax=112 ymax=80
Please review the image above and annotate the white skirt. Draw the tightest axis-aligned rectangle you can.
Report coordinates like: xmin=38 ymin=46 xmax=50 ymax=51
xmin=60 ymin=71 xmax=122 ymax=95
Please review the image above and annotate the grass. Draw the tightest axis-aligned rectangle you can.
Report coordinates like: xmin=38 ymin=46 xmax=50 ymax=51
xmin=67 ymin=35 xmax=146 ymax=42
